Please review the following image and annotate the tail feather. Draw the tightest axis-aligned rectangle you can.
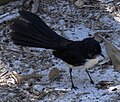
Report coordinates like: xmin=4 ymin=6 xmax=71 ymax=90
xmin=18 ymin=10 xmax=66 ymax=42
xmin=10 ymin=11 xmax=70 ymax=50
xmin=11 ymin=34 xmax=48 ymax=47
xmin=11 ymin=20 xmax=51 ymax=44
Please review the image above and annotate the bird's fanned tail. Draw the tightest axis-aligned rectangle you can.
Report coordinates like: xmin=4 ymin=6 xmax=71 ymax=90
xmin=10 ymin=10 xmax=70 ymax=50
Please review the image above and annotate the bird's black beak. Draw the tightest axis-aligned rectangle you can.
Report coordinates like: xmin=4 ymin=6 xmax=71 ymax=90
xmin=100 ymin=53 xmax=105 ymax=58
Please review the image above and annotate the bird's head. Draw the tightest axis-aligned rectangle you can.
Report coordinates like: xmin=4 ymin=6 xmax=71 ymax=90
xmin=82 ymin=38 xmax=104 ymax=59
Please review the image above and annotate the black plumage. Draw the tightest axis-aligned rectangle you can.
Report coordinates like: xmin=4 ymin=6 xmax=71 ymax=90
xmin=10 ymin=10 xmax=102 ymax=89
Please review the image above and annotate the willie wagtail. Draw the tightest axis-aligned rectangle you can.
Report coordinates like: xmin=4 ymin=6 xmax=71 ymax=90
xmin=10 ymin=10 xmax=104 ymax=89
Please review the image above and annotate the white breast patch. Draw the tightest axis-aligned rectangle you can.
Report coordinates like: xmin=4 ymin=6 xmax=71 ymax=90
xmin=67 ymin=56 xmax=99 ymax=69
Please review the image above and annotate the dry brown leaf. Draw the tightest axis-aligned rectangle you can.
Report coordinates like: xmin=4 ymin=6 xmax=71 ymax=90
xmin=98 ymin=35 xmax=120 ymax=71
xmin=49 ymin=67 xmax=60 ymax=81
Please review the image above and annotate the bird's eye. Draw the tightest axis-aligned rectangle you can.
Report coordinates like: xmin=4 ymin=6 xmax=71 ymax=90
xmin=94 ymin=49 xmax=97 ymax=51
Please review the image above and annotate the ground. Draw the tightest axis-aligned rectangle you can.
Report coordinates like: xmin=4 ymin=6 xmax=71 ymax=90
xmin=0 ymin=0 xmax=120 ymax=101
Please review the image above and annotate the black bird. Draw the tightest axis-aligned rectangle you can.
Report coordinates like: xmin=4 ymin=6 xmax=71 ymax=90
xmin=10 ymin=10 xmax=103 ymax=89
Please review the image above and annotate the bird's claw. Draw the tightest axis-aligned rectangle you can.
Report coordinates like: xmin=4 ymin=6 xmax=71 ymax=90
xmin=71 ymin=85 xmax=78 ymax=90
xmin=90 ymin=80 xmax=94 ymax=84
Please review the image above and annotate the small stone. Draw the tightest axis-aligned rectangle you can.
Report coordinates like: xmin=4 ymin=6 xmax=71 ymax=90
xmin=75 ymin=0 xmax=84 ymax=8
xmin=33 ymin=85 xmax=43 ymax=91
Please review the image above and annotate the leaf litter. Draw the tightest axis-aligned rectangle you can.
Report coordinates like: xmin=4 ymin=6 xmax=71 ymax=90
xmin=0 ymin=0 xmax=120 ymax=101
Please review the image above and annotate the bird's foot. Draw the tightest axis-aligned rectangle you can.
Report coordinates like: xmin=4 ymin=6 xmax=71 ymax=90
xmin=90 ymin=80 xmax=94 ymax=84
xmin=71 ymin=85 xmax=78 ymax=90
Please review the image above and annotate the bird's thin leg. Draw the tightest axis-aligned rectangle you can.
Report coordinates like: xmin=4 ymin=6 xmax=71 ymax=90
xmin=86 ymin=69 xmax=94 ymax=84
xmin=69 ymin=68 xmax=78 ymax=89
